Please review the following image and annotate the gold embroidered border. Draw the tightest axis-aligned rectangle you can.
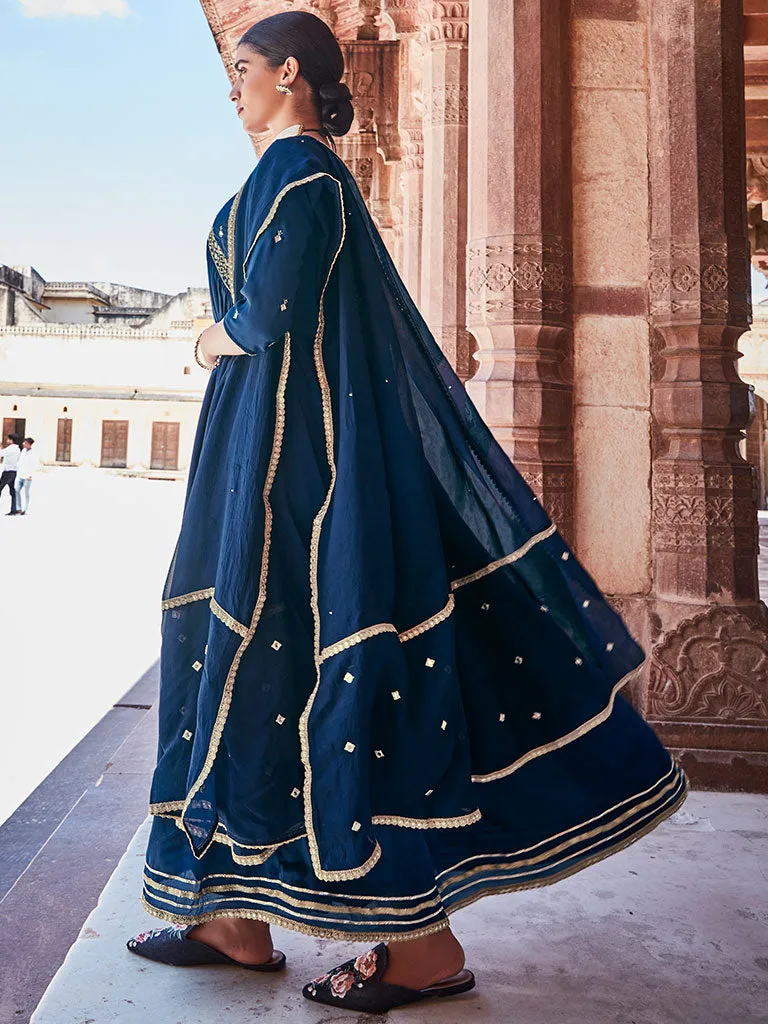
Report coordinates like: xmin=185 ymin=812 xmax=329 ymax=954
xmin=297 ymin=176 xmax=385 ymax=883
xmin=371 ymin=809 xmax=481 ymax=830
xmin=441 ymin=761 xmax=678 ymax=881
xmin=443 ymin=775 xmax=688 ymax=914
xmin=449 ymin=766 xmax=684 ymax=889
xmin=207 ymin=230 xmax=228 ymax=294
xmin=450 ymin=523 xmax=558 ymax=591
xmin=141 ymin=894 xmax=450 ymax=943
xmin=226 ymin=186 xmax=244 ymax=300
xmin=209 ymin=597 xmax=249 ymax=638
xmin=317 ymin=594 xmax=455 ymax=665
xmin=398 ymin=594 xmax=455 ymax=643
xmin=145 ymin=861 xmax=441 ymax=903
xmin=142 ymin=885 xmax=445 ymax=930
xmin=179 ymin=334 xmax=293 ymax=859
xmin=471 ymin=659 xmax=646 ymax=784
xmin=143 ymin=873 xmax=443 ymax=918
xmin=140 ymin=765 xmax=686 ymax=942
xmin=242 ymin=172 xmax=339 ymax=275
xmin=318 ymin=622 xmax=397 ymax=663
xmin=162 ymin=587 xmax=215 ymax=611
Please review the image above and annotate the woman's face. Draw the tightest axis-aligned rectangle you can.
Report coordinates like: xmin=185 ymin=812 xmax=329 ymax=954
xmin=230 ymin=45 xmax=287 ymax=135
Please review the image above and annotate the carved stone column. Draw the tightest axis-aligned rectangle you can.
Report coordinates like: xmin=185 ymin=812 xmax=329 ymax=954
xmin=646 ymin=0 xmax=768 ymax=789
xmin=418 ymin=1 xmax=473 ymax=380
xmin=385 ymin=0 xmax=424 ymax=295
xmin=464 ymin=0 xmax=574 ymax=540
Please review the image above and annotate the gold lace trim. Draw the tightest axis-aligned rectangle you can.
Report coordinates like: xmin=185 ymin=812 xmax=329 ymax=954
xmin=141 ymin=894 xmax=450 ymax=942
xmin=143 ymin=872 xmax=443 ymax=918
xmin=162 ymin=587 xmax=215 ymax=611
xmin=318 ymin=623 xmax=397 ymax=663
xmin=371 ymin=809 xmax=481 ymax=830
xmin=317 ymin=594 xmax=455 ymax=664
xmin=441 ymin=762 xmax=678 ymax=880
xmin=145 ymin=859 xmax=441 ymax=901
xmin=444 ymin=774 xmax=688 ymax=916
xmin=142 ymin=884 xmax=445 ymax=930
xmin=179 ymin=334 xmax=292 ymax=858
xmin=209 ymin=597 xmax=248 ymax=638
xmin=141 ymin=765 xmax=686 ymax=941
xmin=450 ymin=766 xmax=684 ymax=887
xmin=242 ymin=172 xmax=340 ymax=275
xmin=450 ymin=522 xmax=558 ymax=591
xmin=296 ymin=176 xmax=386 ymax=883
xmin=398 ymin=594 xmax=455 ymax=643
xmin=226 ymin=186 xmax=244 ymax=299
xmin=471 ymin=660 xmax=646 ymax=783
xmin=207 ymin=231 xmax=229 ymax=296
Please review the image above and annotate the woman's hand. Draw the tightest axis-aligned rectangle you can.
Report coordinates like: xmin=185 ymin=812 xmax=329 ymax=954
xmin=197 ymin=321 xmax=249 ymax=369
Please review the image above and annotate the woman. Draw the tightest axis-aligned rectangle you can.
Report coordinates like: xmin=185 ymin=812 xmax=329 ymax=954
xmin=128 ymin=11 xmax=687 ymax=1012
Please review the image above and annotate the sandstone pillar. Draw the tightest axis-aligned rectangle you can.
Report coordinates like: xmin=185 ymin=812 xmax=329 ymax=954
xmin=464 ymin=0 xmax=574 ymax=540
xmin=385 ymin=0 xmax=424 ymax=297
xmin=418 ymin=1 xmax=473 ymax=380
xmin=646 ymin=0 xmax=768 ymax=789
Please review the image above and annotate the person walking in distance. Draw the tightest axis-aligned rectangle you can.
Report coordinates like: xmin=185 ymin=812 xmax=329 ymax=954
xmin=14 ymin=438 xmax=39 ymax=516
xmin=0 ymin=433 xmax=21 ymax=516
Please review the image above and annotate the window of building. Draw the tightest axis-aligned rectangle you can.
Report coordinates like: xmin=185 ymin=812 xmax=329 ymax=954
xmin=151 ymin=421 xmax=180 ymax=472
xmin=3 ymin=416 xmax=26 ymax=441
xmin=101 ymin=420 xmax=128 ymax=468
xmin=56 ymin=418 xmax=73 ymax=462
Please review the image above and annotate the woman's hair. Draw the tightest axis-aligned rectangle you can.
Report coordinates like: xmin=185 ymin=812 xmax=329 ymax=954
xmin=239 ymin=12 xmax=354 ymax=140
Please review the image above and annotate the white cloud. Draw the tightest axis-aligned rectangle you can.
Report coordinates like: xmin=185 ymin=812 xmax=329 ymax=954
xmin=18 ymin=0 xmax=131 ymax=17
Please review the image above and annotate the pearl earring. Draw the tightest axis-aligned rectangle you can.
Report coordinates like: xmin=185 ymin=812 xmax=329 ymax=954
xmin=276 ymin=83 xmax=293 ymax=95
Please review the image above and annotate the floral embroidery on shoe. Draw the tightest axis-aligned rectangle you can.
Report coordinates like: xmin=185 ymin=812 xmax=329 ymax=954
xmin=330 ymin=971 xmax=356 ymax=998
xmin=306 ymin=946 xmax=380 ymax=1000
xmin=128 ymin=926 xmax=187 ymax=948
xmin=354 ymin=949 xmax=378 ymax=979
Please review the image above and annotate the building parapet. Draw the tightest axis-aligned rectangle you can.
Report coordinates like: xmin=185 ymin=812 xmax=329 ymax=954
xmin=0 ymin=382 xmax=204 ymax=402
xmin=0 ymin=324 xmax=191 ymax=340
xmin=43 ymin=282 xmax=111 ymax=304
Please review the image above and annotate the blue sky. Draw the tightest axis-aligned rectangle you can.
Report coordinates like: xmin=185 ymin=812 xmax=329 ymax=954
xmin=0 ymin=0 xmax=257 ymax=294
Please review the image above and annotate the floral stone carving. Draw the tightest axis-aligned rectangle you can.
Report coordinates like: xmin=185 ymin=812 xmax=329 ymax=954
xmin=648 ymin=606 xmax=768 ymax=724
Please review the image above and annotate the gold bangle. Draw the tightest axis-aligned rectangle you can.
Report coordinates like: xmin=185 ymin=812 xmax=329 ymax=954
xmin=194 ymin=333 xmax=221 ymax=372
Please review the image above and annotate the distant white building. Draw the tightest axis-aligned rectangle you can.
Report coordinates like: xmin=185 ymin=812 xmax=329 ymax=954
xmin=0 ymin=265 xmax=213 ymax=475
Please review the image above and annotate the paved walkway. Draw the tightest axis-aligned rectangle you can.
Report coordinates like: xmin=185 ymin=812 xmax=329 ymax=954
xmin=30 ymin=792 xmax=768 ymax=1023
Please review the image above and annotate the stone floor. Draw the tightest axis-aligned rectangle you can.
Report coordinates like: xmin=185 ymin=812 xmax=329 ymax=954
xmin=30 ymin=792 xmax=768 ymax=1024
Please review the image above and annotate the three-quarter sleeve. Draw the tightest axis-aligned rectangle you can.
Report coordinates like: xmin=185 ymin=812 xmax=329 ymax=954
xmin=221 ymin=173 xmax=344 ymax=355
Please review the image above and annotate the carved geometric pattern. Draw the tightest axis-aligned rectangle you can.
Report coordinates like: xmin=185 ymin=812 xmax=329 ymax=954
xmin=649 ymin=237 xmax=752 ymax=324
xmin=648 ymin=606 xmax=768 ymax=724
xmin=652 ymin=464 xmax=758 ymax=554
xmin=423 ymin=83 xmax=468 ymax=126
xmin=467 ymin=237 xmax=573 ymax=327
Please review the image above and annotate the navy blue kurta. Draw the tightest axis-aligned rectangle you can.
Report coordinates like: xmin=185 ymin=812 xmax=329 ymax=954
xmin=142 ymin=134 xmax=687 ymax=939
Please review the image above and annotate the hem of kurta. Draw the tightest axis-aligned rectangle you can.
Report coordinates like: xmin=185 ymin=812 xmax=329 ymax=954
xmin=140 ymin=760 xmax=687 ymax=941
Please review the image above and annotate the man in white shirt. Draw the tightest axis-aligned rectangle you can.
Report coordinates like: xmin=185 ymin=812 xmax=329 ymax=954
xmin=0 ymin=433 xmax=21 ymax=515
xmin=14 ymin=437 xmax=40 ymax=516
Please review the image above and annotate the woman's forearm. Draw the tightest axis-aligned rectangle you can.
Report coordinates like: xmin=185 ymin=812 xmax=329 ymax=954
xmin=197 ymin=320 xmax=249 ymax=368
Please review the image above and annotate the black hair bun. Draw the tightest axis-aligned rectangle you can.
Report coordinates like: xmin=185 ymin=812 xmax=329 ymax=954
xmin=317 ymin=80 xmax=354 ymax=137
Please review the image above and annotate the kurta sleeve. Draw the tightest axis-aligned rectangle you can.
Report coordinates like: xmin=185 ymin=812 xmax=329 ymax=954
xmin=221 ymin=173 xmax=344 ymax=354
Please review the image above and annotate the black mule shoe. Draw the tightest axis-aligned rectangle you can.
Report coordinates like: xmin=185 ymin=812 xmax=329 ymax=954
xmin=126 ymin=926 xmax=286 ymax=971
xmin=302 ymin=942 xmax=476 ymax=1012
